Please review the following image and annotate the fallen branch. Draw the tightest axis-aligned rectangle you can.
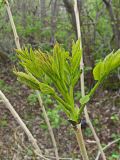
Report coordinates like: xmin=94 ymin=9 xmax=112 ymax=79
xmin=0 ymin=90 xmax=44 ymax=158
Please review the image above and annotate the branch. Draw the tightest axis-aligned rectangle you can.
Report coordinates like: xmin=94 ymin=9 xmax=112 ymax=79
xmin=4 ymin=0 xmax=21 ymax=49
xmin=95 ymin=138 xmax=120 ymax=160
xmin=0 ymin=90 xmax=44 ymax=158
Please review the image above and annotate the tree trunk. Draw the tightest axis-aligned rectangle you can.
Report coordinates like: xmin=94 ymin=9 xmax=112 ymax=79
xmin=103 ymin=0 xmax=120 ymax=49
xmin=40 ymin=0 xmax=46 ymax=26
xmin=50 ymin=0 xmax=58 ymax=46
xmin=63 ymin=0 xmax=77 ymax=37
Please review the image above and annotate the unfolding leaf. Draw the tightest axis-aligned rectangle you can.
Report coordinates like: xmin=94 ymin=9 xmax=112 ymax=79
xmin=14 ymin=70 xmax=40 ymax=90
xmin=39 ymin=82 xmax=55 ymax=95
xmin=93 ymin=50 xmax=120 ymax=81
xmin=71 ymin=39 xmax=82 ymax=75
xmin=16 ymin=48 xmax=43 ymax=78
xmin=71 ymin=69 xmax=82 ymax=87
xmin=93 ymin=61 xmax=103 ymax=80
xmin=80 ymin=95 xmax=90 ymax=105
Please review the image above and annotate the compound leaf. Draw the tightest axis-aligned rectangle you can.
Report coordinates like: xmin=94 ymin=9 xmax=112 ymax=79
xmin=93 ymin=50 xmax=120 ymax=81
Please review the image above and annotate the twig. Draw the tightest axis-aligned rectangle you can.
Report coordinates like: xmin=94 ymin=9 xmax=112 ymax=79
xmin=73 ymin=1 xmax=106 ymax=160
xmin=0 ymin=90 xmax=44 ymax=158
xmin=74 ymin=2 xmax=89 ymax=160
xmin=95 ymin=137 xmax=120 ymax=160
xmin=4 ymin=0 xmax=21 ymax=49
xmin=4 ymin=0 xmax=59 ymax=159
xmin=36 ymin=90 xmax=59 ymax=160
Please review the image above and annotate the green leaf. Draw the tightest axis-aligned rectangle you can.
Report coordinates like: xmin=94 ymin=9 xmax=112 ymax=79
xmin=14 ymin=40 xmax=85 ymax=123
xmin=71 ymin=39 xmax=82 ymax=75
xmin=14 ymin=70 xmax=40 ymax=90
xmin=16 ymin=48 xmax=44 ymax=78
xmin=93 ymin=61 xmax=103 ymax=80
xmin=39 ymin=82 xmax=55 ymax=95
xmin=80 ymin=95 xmax=90 ymax=105
xmin=71 ymin=69 xmax=82 ymax=87
xmin=93 ymin=50 xmax=120 ymax=81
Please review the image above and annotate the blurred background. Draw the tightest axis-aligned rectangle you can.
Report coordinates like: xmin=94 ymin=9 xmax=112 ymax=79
xmin=0 ymin=0 xmax=120 ymax=159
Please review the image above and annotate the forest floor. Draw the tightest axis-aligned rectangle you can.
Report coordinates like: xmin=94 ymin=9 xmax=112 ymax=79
xmin=0 ymin=60 xmax=120 ymax=160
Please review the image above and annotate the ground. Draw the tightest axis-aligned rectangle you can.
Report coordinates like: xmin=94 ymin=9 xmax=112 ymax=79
xmin=0 ymin=60 xmax=120 ymax=160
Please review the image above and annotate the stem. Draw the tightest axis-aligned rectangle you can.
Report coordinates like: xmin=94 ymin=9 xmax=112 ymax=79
xmin=74 ymin=1 xmax=106 ymax=160
xmin=36 ymin=91 xmax=59 ymax=160
xmin=88 ymin=81 xmax=101 ymax=98
xmin=74 ymin=124 xmax=89 ymax=160
xmin=85 ymin=109 xmax=106 ymax=160
xmin=54 ymin=93 xmax=71 ymax=112
xmin=78 ymin=81 xmax=101 ymax=118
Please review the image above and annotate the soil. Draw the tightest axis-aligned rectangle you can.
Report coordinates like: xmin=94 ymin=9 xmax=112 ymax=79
xmin=0 ymin=61 xmax=120 ymax=160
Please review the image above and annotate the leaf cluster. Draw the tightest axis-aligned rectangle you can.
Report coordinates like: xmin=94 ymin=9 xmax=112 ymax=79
xmin=14 ymin=40 xmax=82 ymax=123
xmin=14 ymin=40 xmax=120 ymax=125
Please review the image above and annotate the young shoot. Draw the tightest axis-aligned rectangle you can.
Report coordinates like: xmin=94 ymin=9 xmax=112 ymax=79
xmin=14 ymin=40 xmax=120 ymax=127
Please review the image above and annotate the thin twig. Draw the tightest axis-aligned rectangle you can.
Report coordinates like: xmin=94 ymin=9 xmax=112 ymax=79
xmin=4 ymin=0 xmax=21 ymax=49
xmin=95 ymin=137 xmax=120 ymax=160
xmin=73 ymin=1 xmax=106 ymax=160
xmin=36 ymin=90 xmax=59 ymax=160
xmin=74 ymin=2 xmax=89 ymax=160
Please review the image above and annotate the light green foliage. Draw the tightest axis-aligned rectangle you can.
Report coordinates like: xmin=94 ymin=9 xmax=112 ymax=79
xmin=0 ymin=0 xmax=3 ymax=7
xmin=88 ymin=49 xmax=120 ymax=98
xmin=109 ymin=152 xmax=120 ymax=160
xmin=93 ymin=50 xmax=120 ymax=81
xmin=14 ymin=40 xmax=120 ymax=125
xmin=14 ymin=71 xmax=40 ymax=90
xmin=14 ymin=40 xmax=82 ymax=124
xmin=80 ymin=95 xmax=90 ymax=105
xmin=110 ymin=114 xmax=119 ymax=122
